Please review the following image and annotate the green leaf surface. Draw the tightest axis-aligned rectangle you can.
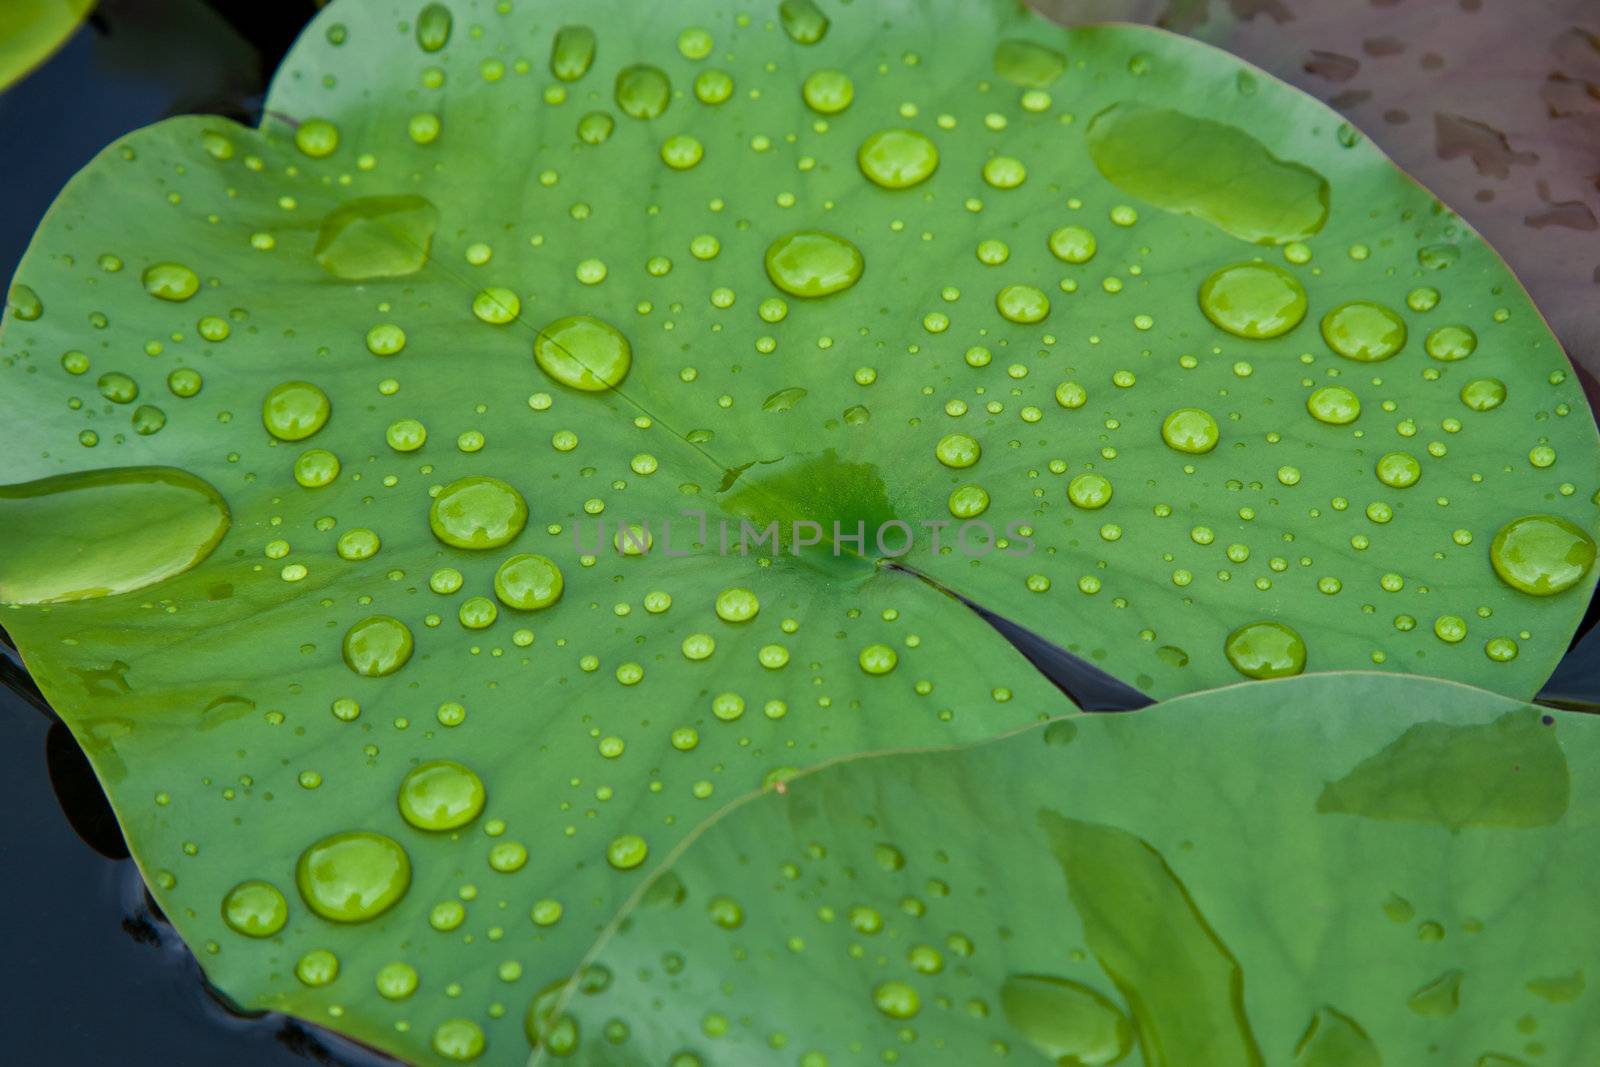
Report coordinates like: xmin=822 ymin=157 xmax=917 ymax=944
xmin=0 ymin=0 xmax=94 ymax=92
xmin=0 ymin=0 xmax=1597 ymax=1063
xmin=555 ymin=673 xmax=1600 ymax=1066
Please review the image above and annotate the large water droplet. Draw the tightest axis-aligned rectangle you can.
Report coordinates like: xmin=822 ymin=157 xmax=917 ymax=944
xmin=295 ymin=831 xmax=411 ymax=922
xmin=1001 ymin=974 xmax=1133 ymax=1067
xmin=857 ymin=129 xmax=939 ymax=189
xmin=1224 ymin=621 xmax=1306 ymax=678
xmin=1406 ymin=970 xmax=1462 ymax=1018
xmin=764 ymin=231 xmax=864 ymax=297
xmin=1490 ymin=515 xmax=1595 ymax=596
xmin=314 ymin=195 xmax=438 ymax=280
xmin=1161 ymin=408 xmax=1220 ymax=454
xmin=0 ymin=467 xmax=229 ymax=605
xmin=533 ymin=315 xmax=632 ymax=390
xmin=430 ymin=476 xmax=528 ymax=549
xmin=398 ymin=760 xmax=486 ymax=831
xmin=1198 ymin=262 xmax=1306 ymax=339
xmin=1085 ymin=103 xmax=1329 ymax=244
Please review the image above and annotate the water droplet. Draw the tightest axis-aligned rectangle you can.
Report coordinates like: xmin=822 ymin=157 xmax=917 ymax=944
xmin=295 ymin=831 xmax=411 ymax=922
xmin=1307 ymin=386 xmax=1361 ymax=425
xmin=660 ymin=134 xmax=704 ymax=170
xmin=533 ymin=315 xmax=632 ymax=390
xmin=857 ymin=129 xmax=939 ymax=189
xmin=494 ymin=553 xmax=563 ymax=610
xmin=1198 ymin=262 xmax=1307 ymax=339
xmin=430 ymin=476 xmax=528 ymax=549
xmin=294 ymin=118 xmax=339 ymax=159
xmin=763 ymin=386 xmax=808 ymax=412
xmin=1425 ymin=324 xmax=1477 ymax=361
xmin=221 ymin=880 xmax=289 ymax=938
xmin=1000 ymin=974 xmax=1133 ymax=1067
xmin=1292 ymin=1007 xmax=1380 ymax=1067
xmin=859 ymin=643 xmax=898 ymax=674
xmin=764 ymin=231 xmax=864 ymax=298
xmin=614 ymin=64 xmax=670 ymax=119
xmin=398 ymin=760 xmax=486 ymax=831
xmin=802 ymin=69 xmax=853 ymax=114
xmin=1086 ymin=103 xmax=1329 ymax=244
xmin=607 ymin=833 xmax=649 ymax=870
xmin=949 ymin=484 xmax=990 ymax=518
xmin=993 ymin=39 xmax=1066 ymax=87
xmin=342 ymin=615 xmax=414 ymax=677
xmin=1224 ymin=621 xmax=1306 ymax=678
xmin=1067 ymin=473 xmax=1113 ymax=510
xmin=1459 ymin=378 xmax=1506 ymax=412
xmin=0 ymin=467 xmax=229 ymax=605
xmin=996 ymin=284 xmax=1049 ymax=323
xmin=472 ymin=287 xmax=520 ymax=324
xmin=1048 ymin=225 xmax=1097 ymax=264
xmin=935 ymin=433 xmax=981 ymax=469
xmin=416 ymin=2 xmax=452 ymax=52
xmin=1375 ymin=451 xmax=1421 ymax=489
xmin=262 ymin=380 xmax=330 ymax=441
xmin=1161 ymin=408 xmax=1220 ymax=454
xmin=1407 ymin=970 xmax=1462 ymax=1018
xmin=296 ymin=948 xmax=339 ymax=986
xmin=873 ymin=981 xmax=920 ymax=1019
xmin=7 ymin=283 xmax=42 ymax=320
xmin=315 ymin=196 xmax=438 ymax=280
xmin=550 ymin=25 xmax=596 ymax=81
xmin=432 ymin=1018 xmax=486 ymax=1061
xmin=376 ymin=961 xmax=420 ymax=1000
xmin=1490 ymin=515 xmax=1595 ymax=596
xmin=1321 ymin=302 xmax=1407 ymax=362
xmin=141 ymin=263 xmax=199 ymax=302
xmin=779 ymin=0 xmax=829 ymax=44
xmin=715 ymin=587 xmax=760 ymax=622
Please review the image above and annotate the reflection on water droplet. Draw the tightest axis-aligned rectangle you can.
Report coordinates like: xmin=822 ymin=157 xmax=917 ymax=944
xmin=295 ymin=830 xmax=411 ymax=922
xmin=1307 ymin=386 xmax=1360 ymax=425
xmin=315 ymin=195 xmax=438 ymax=280
xmin=1490 ymin=515 xmax=1595 ymax=596
xmin=1086 ymin=103 xmax=1329 ymax=244
xmin=765 ymin=231 xmax=864 ymax=297
xmin=1425 ymin=324 xmax=1477 ymax=361
xmin=1198 ymin=262 xmax=1306 ymax=339
xmin=432 ymin=1018 xmax=485 ymax=1061
xmin=0 ymin=467 xmax=229 ymax=605
xmin=1001 ymin=973 xmax=1133 ymax=1067
xmin=1224 ymin=621 xmax=1306 ymax=678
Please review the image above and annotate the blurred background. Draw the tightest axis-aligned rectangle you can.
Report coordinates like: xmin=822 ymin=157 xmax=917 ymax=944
xmin=0 ymin=0 xmax=1594 ymax=1062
